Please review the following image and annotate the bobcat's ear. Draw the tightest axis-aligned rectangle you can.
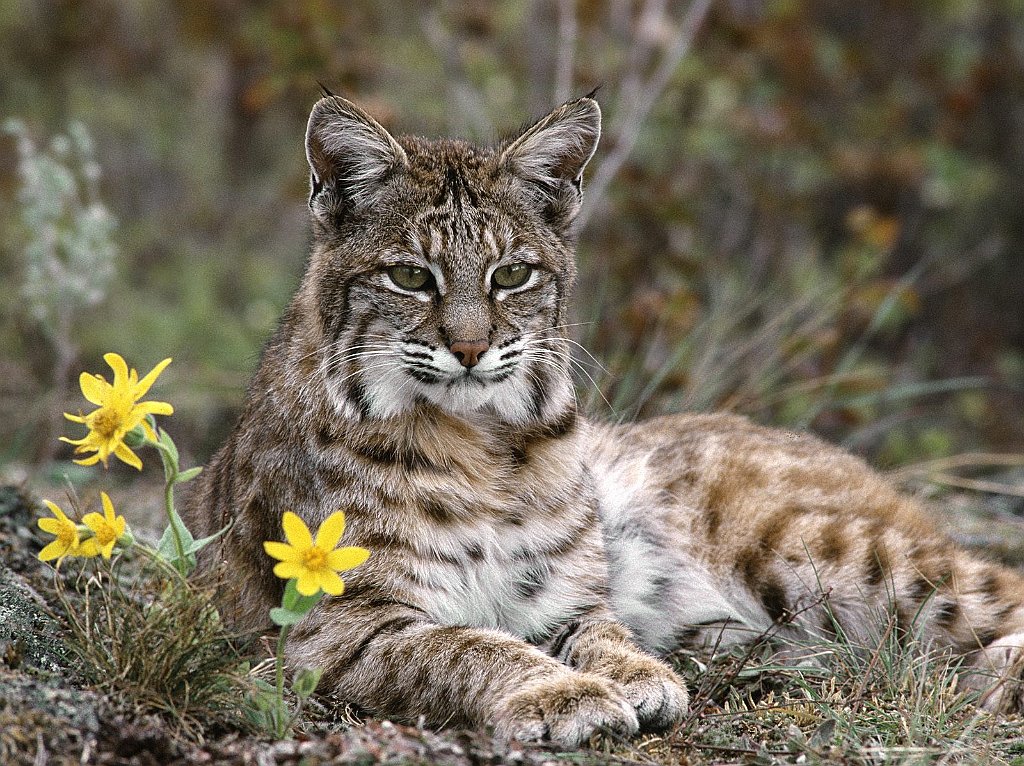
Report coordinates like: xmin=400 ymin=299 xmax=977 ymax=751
xmin=500 ymin=97 xmax=601 ymax=234
xmin=305 ymin=96 xmax=408 ymax=219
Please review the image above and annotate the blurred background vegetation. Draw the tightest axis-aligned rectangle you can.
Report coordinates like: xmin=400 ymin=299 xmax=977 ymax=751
xmin=2 ymin=0 xmax=1023 ymax=496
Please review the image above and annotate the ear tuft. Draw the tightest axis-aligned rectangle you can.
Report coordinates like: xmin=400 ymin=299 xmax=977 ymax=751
xmin=500 ymin=97 xmax=601 ymax=233
xmin=305 ymin=96 xmax=407 ymax=220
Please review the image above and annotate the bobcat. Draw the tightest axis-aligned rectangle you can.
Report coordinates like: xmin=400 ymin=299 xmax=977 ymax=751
xmin=186 ymin=93 xmax=1024 ymax=746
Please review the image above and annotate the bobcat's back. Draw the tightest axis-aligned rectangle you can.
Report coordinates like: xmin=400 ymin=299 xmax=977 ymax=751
xmin=590 ymin=412 xmax=1024 ymax=692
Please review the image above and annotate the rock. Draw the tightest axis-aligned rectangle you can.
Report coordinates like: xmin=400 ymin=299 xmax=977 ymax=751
xmin=0 ymin=565 xmax=76 ymax=674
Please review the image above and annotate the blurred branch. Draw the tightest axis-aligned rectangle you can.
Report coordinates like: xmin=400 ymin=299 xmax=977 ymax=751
xmin=620 ymin=0 xmax=668 ymax=102
xmin=553 ymin=0 xmax=578 ymax=104
xmin=922 ymin=473 xmax=1024 ymax=498
xmin=579 ymin=0 xmax=713 ymax=230
xmin=422 ymin=11 xmax=494 ymax=139
xmin=891 ymin=453 xmax=1024 ymax=481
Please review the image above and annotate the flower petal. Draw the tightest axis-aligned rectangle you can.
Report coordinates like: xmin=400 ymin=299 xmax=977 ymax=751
xmin=135 ymin=400 xmax=174 ymax=417
xmin=38 ymin=540 xmax=70 ymax=561
xmin=326 ymin=546 xmax=370 ymax=571
xmin=79 ymin=372 xmax=111 ymax=406
xmin=282 ymin=512 xmax=313 ymax=549
xmin=72 ymin=452 xmax=103 ymax=467
xmin=38 ymin=518 xmax=62 ymax=535
xmin=318 ymin=569 xmax=345 ymax=596
xmin=133 ymin=358 xmax=172 ymax=399
xmin=77 ymin=538 xmax=100 ymax=558
xmin=113 ymin=442 xmax=143 ymax=470
xmin=104 ymin=353 xmax=130 ymax=392
xmin=295 ymin=571 xmax=321 ymax=596
xmin=314 ymin=511 xmax=347 ymax=550
xmin=273 ymin=561 xmax=304 ymax=580
xmin=81 ymin=512 xmax=104 ymax=534
xmin=101 ymin=492 xmax=115 ymax=521
xmin=43 ymin=501 xmax=69 ymax=522
xmin=263 ymin=541 xmax=300 ymax=562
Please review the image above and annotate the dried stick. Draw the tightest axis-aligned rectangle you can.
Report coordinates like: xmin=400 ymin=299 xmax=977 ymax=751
xmin=579 ymin=0 xmax=714 ymax=229
xmin=553 ymin=0 xmax=578 ymax=104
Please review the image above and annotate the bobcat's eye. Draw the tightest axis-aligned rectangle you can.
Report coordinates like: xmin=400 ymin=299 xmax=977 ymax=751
xmin=492 ymin=263 xmax=533 ymax=290
xmin=388 ymin=265 xmax=433 ymax=291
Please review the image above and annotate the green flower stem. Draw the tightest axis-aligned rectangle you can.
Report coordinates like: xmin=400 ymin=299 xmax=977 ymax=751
xmin=146 ymin=435 xmax=188 ymax=576
xmin=134 ymin=541 xmax=190 ymax=586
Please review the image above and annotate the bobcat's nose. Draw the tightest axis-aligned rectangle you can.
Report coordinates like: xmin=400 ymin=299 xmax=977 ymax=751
xmin=450 ymin=339 xmax=489 ymax=368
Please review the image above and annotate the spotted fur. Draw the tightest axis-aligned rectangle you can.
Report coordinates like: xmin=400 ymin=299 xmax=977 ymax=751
xmin=186 ymin=95 xmax=1024 ymax=746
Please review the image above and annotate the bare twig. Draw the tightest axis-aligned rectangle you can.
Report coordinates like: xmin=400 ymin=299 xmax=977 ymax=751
xmin=421 ymin=11 xmax=494 ymax=139
xmin=620 ymin=0 xmax=669 ymax=102
xmin=920 ymin=473 xmax=1024 ymax=499
xmin=679 ymin=589 xmax=831 ymax=730
xmin=553 ymin=0 xmax=578 ymax=104
xmin=579 ymin=0 xmax=714 ymax=229
xmin=890 ymin=452 xmax=1024 ymax=497
xmin=891 ymin=452 xmax=1024 ymax=481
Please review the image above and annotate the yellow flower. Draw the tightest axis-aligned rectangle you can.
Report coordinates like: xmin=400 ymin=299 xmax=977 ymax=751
xmin=37 ymin=500 xmax=86 ymax=562
xmin=61 ymin=352 xmax=173 ymax=470
xmin=80 ymin=492 xmax=128 ymax=559
xmin=263 ymin=511 xmax=369 ymax=597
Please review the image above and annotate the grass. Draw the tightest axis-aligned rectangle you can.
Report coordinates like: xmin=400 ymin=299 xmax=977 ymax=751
xmin=601 ymin=603 xmax=1024 ymax=766
xmin=52 ymin=554 xmax=254 ymax=741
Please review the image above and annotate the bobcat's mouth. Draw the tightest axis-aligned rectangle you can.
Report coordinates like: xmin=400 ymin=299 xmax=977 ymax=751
xmin=398 ymin=341 xmax=521 ymax=387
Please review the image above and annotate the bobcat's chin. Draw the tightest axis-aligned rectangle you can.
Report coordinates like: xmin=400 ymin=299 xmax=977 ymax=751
xmin=422 ymin=372 xmax=503 ymax=413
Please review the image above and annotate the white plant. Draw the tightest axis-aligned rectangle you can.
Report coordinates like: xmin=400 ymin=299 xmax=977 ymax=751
xmin=4 ymin=118 xmax=118 ymax=462
xmin=5 ymin=118 xmax=116 ymax=334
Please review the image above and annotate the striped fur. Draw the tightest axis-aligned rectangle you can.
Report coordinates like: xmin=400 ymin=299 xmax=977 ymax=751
xmin=186 ymin=96 xmax=1024 ymax=747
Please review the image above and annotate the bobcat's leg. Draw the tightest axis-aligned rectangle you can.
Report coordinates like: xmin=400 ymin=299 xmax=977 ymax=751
xmin=941 ymin=557 xmax=1024 ymax=713
xmin=288 ymin=597 xmax=639 ymax=747
xmin=543 ymin=611 xmax=689 ymax=731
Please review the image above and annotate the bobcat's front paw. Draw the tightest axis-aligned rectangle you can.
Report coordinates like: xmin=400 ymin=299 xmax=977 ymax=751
xmin=494 ymin=672 xmax=639 ymax=747
xmin=963 ymin=632 xmax=1024 ymax=714
xmin=598 ymin=652 xmax=689 ymax=731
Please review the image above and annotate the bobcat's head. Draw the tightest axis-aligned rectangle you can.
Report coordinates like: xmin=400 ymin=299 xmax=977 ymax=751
xmin=301 ymin=95 xmax=600 ymax=427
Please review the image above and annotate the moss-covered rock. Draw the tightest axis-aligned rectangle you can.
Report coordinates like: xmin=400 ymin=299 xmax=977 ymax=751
xmin=0 ymin=566 xmax=75 ymax=674
xmin=0 ymin=485 xmax=76 ymax=674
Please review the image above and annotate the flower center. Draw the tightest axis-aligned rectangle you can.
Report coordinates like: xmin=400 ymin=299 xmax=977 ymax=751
xmin=301 ymin=547 xmax=328 ymax=570
xmin=58 ymin=523 xmax=76 ymax=546
xmin=88 ymin=407 xmax=123 ymax=440
xmin=95 ymin=522 xmax=116 ymax=546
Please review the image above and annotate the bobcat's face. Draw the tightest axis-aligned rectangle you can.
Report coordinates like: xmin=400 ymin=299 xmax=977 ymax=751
xmin=302 ymin=96 xmax=600 ymax=425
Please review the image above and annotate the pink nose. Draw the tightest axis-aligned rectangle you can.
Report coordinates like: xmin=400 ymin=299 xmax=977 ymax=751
xmin=449 ymin=340 xmax=488 ymax=368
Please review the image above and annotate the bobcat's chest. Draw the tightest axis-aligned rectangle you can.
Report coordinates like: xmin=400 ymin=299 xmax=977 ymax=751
xmin=405 ymin=512 xmax=604 ymax=643
xmin=359 ymin=414 xmax=603 ymax=642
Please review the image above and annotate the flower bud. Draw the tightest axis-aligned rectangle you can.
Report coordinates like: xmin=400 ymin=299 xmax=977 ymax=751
xmin=122 ymin=424 xmax=147 ymax=448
